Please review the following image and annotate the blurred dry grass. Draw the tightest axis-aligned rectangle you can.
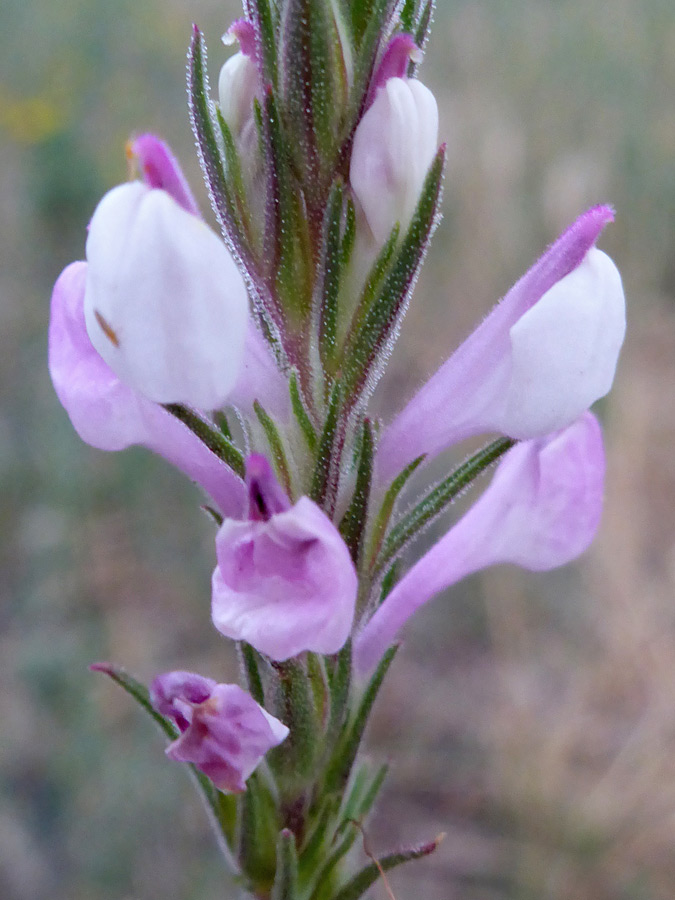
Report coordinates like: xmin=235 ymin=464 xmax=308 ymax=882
xmin=2 ymin=1 xmax=675 ymax=898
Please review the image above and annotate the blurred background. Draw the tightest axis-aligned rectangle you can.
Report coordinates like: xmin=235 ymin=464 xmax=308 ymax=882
xmin=2 ymin=0 xmax=675 ymax=897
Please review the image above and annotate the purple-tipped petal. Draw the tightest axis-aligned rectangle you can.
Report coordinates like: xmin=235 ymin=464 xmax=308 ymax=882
xmin=212 ymin=464 xmax=358 ymax=660
xmin=356 ymin=413 xmax=605 ymax=673
xmin=376 ymin=207 xmax=624 ymax=482
xmin=150 ymin=672 xmax=288 ymax=793
xmin=246 ymin=454 xmax=291 ymax=520
xmin=49 ymin=262 xmax=246 ymax=517
xmin=129 ymin=134 xmax=200 ymax=217
xmin=368 ymin=34 xmax=421 ymax=102
xmin=223 ymin=18 xmax=258 ymax=58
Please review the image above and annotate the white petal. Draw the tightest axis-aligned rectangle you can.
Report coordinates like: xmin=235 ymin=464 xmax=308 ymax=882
xmin=497 ymin=248 xmax=626 ymax=437
xmin=84 ymin=183 xmax=249 ymax=409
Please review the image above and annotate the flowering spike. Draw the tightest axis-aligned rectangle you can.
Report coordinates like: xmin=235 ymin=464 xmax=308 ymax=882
xmin=356 ymin=413 xmax=605 ymax=673
xmin=150 ymin=671 xmax=288 ymax=793
xmin=129 ymin=133 xmax=200 ymax=216
xmin=376 ymin=206 xmax=625 ymax=482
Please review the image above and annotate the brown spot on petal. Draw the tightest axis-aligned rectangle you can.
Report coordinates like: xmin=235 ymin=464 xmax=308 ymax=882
xmin=94 ymin=310 xmax=120 ymax=347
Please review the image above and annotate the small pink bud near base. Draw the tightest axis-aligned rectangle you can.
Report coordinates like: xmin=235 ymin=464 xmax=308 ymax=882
xmin=356 ymin=413 xmax=605 ymax=674
xmin=150 ymin=671 xmax=288 ymax=793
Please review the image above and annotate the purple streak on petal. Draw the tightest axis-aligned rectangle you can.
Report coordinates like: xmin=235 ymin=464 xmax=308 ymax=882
xmin=212 ymin=497 xmax=358 ymax=660
xmin=49 ymin=262 xmax=246 ymax=517
xmin=225 ymin=18 xmax=258 ymax=58
xmin=129 ymin=134 xmax=200 ymax=217
xmin=246 ymin=454 xmax=291 ymax=521
xmin=368 ymin=34 xmax=421 ymax=104
xmin=376 ymin=206 xmax=615 ymax=482
xmin=357 ymin=413 xmax=605 ymax=674
xmin=229 ymin=324 xmax=290 ymax=420
xmin=150 ymin=672 xmax=288 ymax=792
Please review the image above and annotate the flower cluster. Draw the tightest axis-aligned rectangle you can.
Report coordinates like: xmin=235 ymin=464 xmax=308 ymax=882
xmin=49 ymin=1 xmax=625 ymax=896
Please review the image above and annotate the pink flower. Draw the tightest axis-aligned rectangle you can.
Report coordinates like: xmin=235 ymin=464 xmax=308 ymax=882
xmin=48 ymin=262 xmax=247 ymax=516
xmin=376 ymin=206 xmax=626 ymax=483
xmin=212 ymin=456 xmax=358 ymax=661
xmin=150 ymin=671 xmax=288 ymax=793
xmin=356 ymin=413 xmax=605 ymax=673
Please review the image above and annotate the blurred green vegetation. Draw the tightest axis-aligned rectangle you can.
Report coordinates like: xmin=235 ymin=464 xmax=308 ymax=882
xmin=2 ymin=1 xmax=675 ymax=898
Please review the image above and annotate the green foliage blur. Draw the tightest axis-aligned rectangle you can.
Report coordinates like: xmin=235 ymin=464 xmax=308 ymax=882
xmin=2 ymin=1 xmax=675 ymax=898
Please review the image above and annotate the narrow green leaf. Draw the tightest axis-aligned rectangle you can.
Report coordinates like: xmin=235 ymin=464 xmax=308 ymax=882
xmin=339 ymin=419 xmax=374 ymax=564
xmin=399 ymin=0 xmax=417 ymax=32
xmin=201 ymin=505 xmax=224 ymax=527
xmin=331 ymin=836 xmax=442 ymax=900
xmin=325 ymin=640 xmax=352 ymax=748
xmin=353 ymin=762 xmax=389 ymax=821
xmin=254 ymin=400 xmax=294 ymax=497
xmin=272 ymin=830 xmax=299 ymax=900
xmin=239 ymin=770 xmax=281 ymax=890
xmin=268 ymin=659 xmax=321 ymax=784
xmin=376 ymin=437 xmax=515 ymax=573
xmin=308 ymin=825 xmax=359 ymax=900
xmin=240 ymin=642 xmax=266 ymax=707
xmin=215 ymin=107 xmax=256 ymax=245
xmin=310 ymin=382 xmax=342 ymax=508
xmin=163 ymin=403 xmax=245 ymax=478
xmin=319 ymin=182 xmax=345 ymax=375
xmin=324 ymin=645 xmax=398 ymax=793
xmin=415 ymin=0 xmax=435 ymax=50
xmin=379 ymin=561 xmax=401 ymax=602
xmin=187 ymin=28 xmax=248 ymax=256
xmin=366 ymin=455 xmax=425 ymax=568
xmin=248 ymin=0 xmax=279 ymax=85
xmin=289 ymin=370 xmax=318 ymax=454
xmin=342 ymin=224 xmax=399 ymax=359
xmin=340 ymin=198 xmax=356 ymax=268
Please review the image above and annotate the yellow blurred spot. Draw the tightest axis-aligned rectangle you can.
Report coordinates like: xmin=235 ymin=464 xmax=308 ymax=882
xmin=0 ymin=85 xmax=67 ymax=144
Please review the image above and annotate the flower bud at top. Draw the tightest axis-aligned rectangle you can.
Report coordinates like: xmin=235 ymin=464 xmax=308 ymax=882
xmin=350 ymin=76 xmax=439 ymax=246
xmin=84 ymin=181 xmax=249 ymax=410
xmin=218 ymin=50 xmax=260 ymax=140
xmin=150 ymin=671 xmax=288 ymax=793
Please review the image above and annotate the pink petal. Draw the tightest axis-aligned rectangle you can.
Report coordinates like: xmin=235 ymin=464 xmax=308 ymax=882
xmin=356 ymin=413 xmax=605 ymax=673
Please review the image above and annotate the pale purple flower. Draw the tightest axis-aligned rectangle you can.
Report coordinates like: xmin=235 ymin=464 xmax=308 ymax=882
xmin=376 ymin=206 xmax=626 ymax=483
xmin=49 ymin=262 xmax=247 ymax=516
xmin=150 ymin=671 xmax=288 ymax=793
xmin=355 ymin=412 xmax=605 ymax=674
xmin=350 ymin=75 xmax=439 ymax=246
xmin=84 ymin=180 xmax=249 ymax=409
xmin=212 ymin=456 xmax=358 ymax=661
